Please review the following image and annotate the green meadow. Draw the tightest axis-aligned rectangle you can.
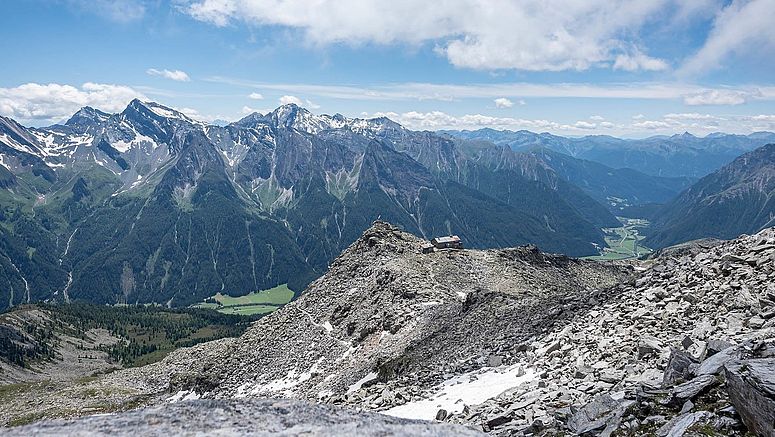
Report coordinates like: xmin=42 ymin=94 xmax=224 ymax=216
xmin=193 ymin=284 xmax=295 ymax=315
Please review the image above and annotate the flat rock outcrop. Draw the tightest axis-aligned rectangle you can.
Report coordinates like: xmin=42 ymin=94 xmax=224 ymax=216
xmin=6 ymin=398 xmax=484 ymax=436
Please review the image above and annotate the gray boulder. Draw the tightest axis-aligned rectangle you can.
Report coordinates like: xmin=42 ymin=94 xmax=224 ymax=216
xmin=656 ymin=411 xmax=712 ymax=437
xmin=663 ymin=349 xmax=696 ymax=387
xmin=667 ymin=375 xmax=718 ymax=407
xmin=566 ymin=394 xmax=634 ymax=436
xmin=696 ymin=346 xmax=740 ymax=376
xmin=725 ymin=359 xmax=775 ymax=437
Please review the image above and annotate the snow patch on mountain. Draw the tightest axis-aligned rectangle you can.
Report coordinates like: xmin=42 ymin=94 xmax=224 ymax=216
xmin=0 ymin=133 xmax=37 ymax=155
xmin=383 ymin=364 xmax=536 ymax=421
xmin=112 ymin=132 xmax=158 ymax=154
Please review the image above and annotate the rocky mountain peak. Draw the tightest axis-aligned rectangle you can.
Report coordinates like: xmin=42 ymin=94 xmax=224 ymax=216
xmin=121 ymin=99 xmax=193 ymax=125
xmin=64 ymin=106 xmax=110 ymax=128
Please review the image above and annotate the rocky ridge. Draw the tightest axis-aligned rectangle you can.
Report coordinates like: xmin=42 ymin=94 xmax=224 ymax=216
xmin=437 ymin=226 xmax=775 ymax=435
xmin=0 ymin=221 xmax=631 ymax=427
xmin=109 ymin=221 xmax=631 ymax=402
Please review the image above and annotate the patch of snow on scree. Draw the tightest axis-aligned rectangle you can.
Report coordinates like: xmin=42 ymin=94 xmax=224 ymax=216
xmin=382 ymin=364 xmax=536 ymax=421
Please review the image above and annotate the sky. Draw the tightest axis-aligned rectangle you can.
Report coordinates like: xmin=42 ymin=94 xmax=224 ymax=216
xmin=1 ymin=0 xmax=774 ymax=137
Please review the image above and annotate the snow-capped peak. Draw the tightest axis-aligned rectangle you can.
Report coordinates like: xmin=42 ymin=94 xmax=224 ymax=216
xmin=123 ymin=99 xmax=198 ymax=125
xmin=235 ymin=104 xmax=403 ymax=136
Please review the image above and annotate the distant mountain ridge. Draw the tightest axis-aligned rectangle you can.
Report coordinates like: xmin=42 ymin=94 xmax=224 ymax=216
xmin=0 ymin=101 xmax=632 ymax=310
xmin=446 ymin=128 xmax=775 ymax=178
xmin=645 ymin=143 xmax=775 ymax=248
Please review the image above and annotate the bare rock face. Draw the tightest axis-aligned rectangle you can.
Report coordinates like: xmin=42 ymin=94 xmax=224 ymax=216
xmin=5 ymin=398 xmax=484 ymax=436
xmin=150 ymin=221 xmax=631 ymax=405
xmin=446 ymin=226 xmax=775 ymax=435
xmin=725 ymin=359 xmax=775 ymax=436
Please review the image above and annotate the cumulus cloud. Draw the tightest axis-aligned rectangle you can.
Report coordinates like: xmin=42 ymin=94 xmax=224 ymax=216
xmin=748 ymin=114 xmax=775 ymax=122
xmin=574 ymin=121 xmax=597 ymax=129
xmin=623 ymin=112 xmax=774 ymax=134
xmin=369 ymin=110 xmax=603 ymax=132
xmin=182 ymin=0 xmax=692 ymax=72
xmin=632 ymin=120 xmax=672 ymax=129
xmin=663 ymin=112 xmax=721 ymax=120
xmin=494 ymin=98 xmax=514 ymax=108
xmin=278 ymin=95 xmax=304 ymax=106
xmin=681 ymin=0 xmax=775 ymax=75
xmin=363 ymin=107 xmax=775 ymax=136
xmin=682 ymin=88 xmax=762 ymax=105
xmin=248 ymin=92 xmax=264 ymax=100
xmin=0 ymin=82 xmax=146 ymax=123
xmin=146 ymin=68 xmax=191 ymax=82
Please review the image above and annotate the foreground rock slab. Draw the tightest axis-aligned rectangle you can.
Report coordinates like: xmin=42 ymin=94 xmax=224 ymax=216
xmin=725 ymin=358 xmax=775 ymax=436
xmin=5 ymin=398 xmax=484 ymax=437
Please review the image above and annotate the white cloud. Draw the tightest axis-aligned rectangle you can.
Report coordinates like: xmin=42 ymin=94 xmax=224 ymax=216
xmin=146 ymin=68 xmax=191 ymax=82
xmin=370 ymin=110 xmax=601 ymax=133
xmin=365 ymin=108 xmax=774 ymax=136
xmin=278 ymin=95 xmax=304 ymax=106
xmin=208 ymin=77 xmax=775 ymax=104
xmin=682 ymin=88 xmax=762 ymax=105
xmin=0 ymin=82 xmax=145 ymax=124
xmin=623 ymin=112 xmax=775 ymax=134
xmin=632 ymin=114 xmax=646 ymax=119
xmin=574 ymin=121 xmax=597 ymax=129
xmin=183 ymin=0 xmax=697 ymax=72
xmin=305 ymin=99 xmax=321 ymax=109
xmin=187 ymin=0 xmax=236 ymax=26
xmin=177 ymin=107 xmax=229 ymax=123
xmin=632 ymin=120 xmax=672 ymax=129
xmin=663 ymin=112 xmax=721 ymax=120
xmin=681 ymin=0 xmax=775 ymax=75
xmin=241 ymin=105 xmax=271 ymax=115
xmin=590 ymin=115 xmax=605 ymax=121
xmin=613 ymin=49 xmax=669 ymax=71
xmin=248 ymin=92 xmax=264 ymax=100
xmin=494 ymin=98 xmax=514 ymax=108
xmin=748 ymin=114 xmax=775 ymax=122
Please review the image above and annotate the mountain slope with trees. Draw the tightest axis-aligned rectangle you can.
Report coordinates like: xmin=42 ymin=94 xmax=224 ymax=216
xmin=645 ymin=143 xmax=775 ymax=248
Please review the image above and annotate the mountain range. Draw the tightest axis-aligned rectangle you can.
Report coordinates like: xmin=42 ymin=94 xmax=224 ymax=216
xmin=447 ymin=128 xmax=775 ymax=178
xmin=1 ymin=101 xmax=774 ymax=311
xmin=0 ymin=101 xmax=627 ymax=310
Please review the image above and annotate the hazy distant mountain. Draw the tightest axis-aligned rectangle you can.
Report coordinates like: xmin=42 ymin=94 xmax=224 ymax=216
xmin=515 ymin=147 xmax=694 ymax=211
xmin=0 ymin=101 xmax=620 ymax=310
xmin=446 ymin=128 xmax=775 ymax=178
xmin=645 ymin=143 xmax=775 ymax=248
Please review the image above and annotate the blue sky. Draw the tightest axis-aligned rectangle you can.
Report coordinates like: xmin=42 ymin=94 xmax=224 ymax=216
xmin=1 ymin=0 xmax=774 ymax=137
